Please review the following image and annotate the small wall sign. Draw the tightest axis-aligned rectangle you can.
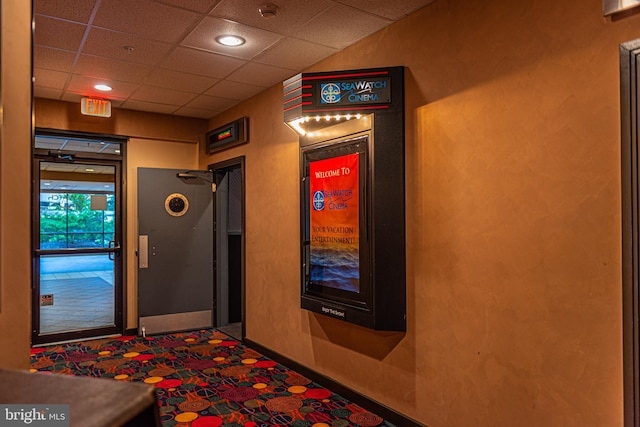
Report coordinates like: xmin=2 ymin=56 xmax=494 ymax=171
xmin=40 ymin=294 xmax=54 ymax=306
xmin=206 ymin=117 xmax=249 ymax=154
xmin=81 ymin=97 xmax=111 ymax=117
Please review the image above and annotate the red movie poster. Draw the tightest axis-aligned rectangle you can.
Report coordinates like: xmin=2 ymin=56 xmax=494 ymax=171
xmin=309 ymin=153 xmax=360 ymax=293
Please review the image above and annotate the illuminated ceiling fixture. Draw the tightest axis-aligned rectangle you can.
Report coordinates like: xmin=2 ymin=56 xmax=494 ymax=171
xmin=216 ymin=35 xmax=246 ymax=46
xmin=94 ymin=84 xmax=112 ymax=91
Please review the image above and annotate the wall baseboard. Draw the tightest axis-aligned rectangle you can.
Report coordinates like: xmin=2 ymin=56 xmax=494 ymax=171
xmin=244 ymin=338 xmax=426 ymax=427
xmin=124 ymin=328 xmax=138 ymax=336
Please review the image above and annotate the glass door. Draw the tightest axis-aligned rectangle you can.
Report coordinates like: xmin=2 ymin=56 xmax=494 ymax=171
xmin=32 ymin=134 xmax=124 ymax=344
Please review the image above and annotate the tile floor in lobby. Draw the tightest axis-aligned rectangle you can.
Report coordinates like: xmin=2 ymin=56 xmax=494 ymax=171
xmin=39 ymin=254 xmax=115 ymax=334
xmin=37 ymin=255 xmax=242 ymax=338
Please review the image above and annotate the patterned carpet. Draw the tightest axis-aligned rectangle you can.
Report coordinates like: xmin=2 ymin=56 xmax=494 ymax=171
xmin=30 ymin=329 xmax=395 ymax=427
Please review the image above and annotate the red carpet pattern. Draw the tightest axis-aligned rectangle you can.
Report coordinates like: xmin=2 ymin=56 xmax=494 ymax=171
xmin=30 ymin=329 xmax=395 ymax=427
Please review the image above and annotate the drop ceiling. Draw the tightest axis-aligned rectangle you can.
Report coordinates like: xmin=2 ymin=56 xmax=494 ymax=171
xmin=34 ymin=0 xmax=435 ymax=120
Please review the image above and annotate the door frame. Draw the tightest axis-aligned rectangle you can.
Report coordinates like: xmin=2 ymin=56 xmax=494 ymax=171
xmin=31 ymin=130 xmax=127 ymax=345
xmin=209 ymin=156 xmax=246 ymax=340
xmin=621 ymin=39 xmax=640 ymax=427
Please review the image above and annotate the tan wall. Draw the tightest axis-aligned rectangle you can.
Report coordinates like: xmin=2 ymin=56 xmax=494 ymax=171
xmin=35 ymin=99 xmax=205 ymax=330
xmin=203 ymin=0 xmax=639 ymax=425
xmin=35 ymin=98 xmax=207 ymax=144
xmin=0 ymin=0 xmax=33 ymax=369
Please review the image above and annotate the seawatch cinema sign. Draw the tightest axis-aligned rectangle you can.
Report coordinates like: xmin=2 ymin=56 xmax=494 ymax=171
xmin=318 ymin=77 xmax=391 ymax=107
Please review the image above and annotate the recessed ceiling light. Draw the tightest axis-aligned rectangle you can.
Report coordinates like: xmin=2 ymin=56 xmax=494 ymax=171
xmin=95 ymin=84 xmax=112 ymax=91
xmin=216 ymin=35 xmax=246 ymax=47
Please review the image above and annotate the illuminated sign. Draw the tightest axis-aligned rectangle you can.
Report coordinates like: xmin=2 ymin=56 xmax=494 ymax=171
xmin=319 ymin=77 xmax=391 ymax=106
xmin=81 ymin=98 xmax=111 ymax=118
xmin=309 ymin=153 xmax=360 ymax=293
xmin=217 ymin=129 xmax=232 ymax=141
xmin=206 ymin=117 xmax=249 ymax=154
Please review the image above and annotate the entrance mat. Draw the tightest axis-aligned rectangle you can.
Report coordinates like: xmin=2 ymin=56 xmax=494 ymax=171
xmin=30 ymin=329 xmax=396 ymax=427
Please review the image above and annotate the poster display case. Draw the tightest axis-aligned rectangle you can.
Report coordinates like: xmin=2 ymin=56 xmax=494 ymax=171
xmin=285 ymin=67 xmax=406 ymax=331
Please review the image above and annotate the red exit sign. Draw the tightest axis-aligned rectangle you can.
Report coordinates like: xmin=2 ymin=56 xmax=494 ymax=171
xmin=81 ymin=97 xmax=111 ymax=118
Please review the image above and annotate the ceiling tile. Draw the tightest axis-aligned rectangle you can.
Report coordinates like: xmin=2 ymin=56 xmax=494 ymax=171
xmin=226 ymin=62 xmax=296 ymax=88
xmin=181 ymin=16 xmax=283 ymax=60
xmin=34 ymin=68 xmax=69 ymax=89
xmin=156 ymin=0 xmax=221 ymax=14
xmin=185 ymin=94 xmax=238 ymax=111
xmin=145 ymin=68 xmax=219 ymax=93
xmin=35 ymin=87 xmax=64 ymax=100
xmin=209 ymin=0 xmax=334 ymax=36
xmin=93 ymin=0 xmax=203 ymax=43
xmin=67 ymin=74 xmax=139 ymax=99
xmin=120 ymin=99 xmax=179 ymax=115
xmin=34 ymin=0 xmax=98 ymax=24
xmin=159 ymin=46 xmax=246 ymax=78
xmin=130 ymin=85 xmax=198 ymax=105
xmin=337 ymin=0 xmax=437 ymax=20
xmin=74 ymin=55 xmax=154 ymax=84
xmin=33 ymin=0 xmax=434 ymax=119
xmin=253 ymin=37 xmax=339 ymax=70
xmin=173 ymin=106 xmax=219 ymax=118
xmin=204 ymin=80 xmax=265 ymax=100
xmin=34 ymin=16 xmax=86 ymax=51
xmin=34 ymin=46 xmax=77 ymax=73
xmin=82 ymin=28 xmax=174 ymax=65
xmin=293 ymin=3 xmax=392 ymax=49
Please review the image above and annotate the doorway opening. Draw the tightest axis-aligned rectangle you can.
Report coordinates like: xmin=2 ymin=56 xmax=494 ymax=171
xmin=32 ymin=130 xmax=126 ymax=345
xmin=210 ymin=157 xmax=245 ymax=341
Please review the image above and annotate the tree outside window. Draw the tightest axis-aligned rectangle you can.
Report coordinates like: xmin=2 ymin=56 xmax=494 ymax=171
xmin=40 ymin=192 xmax=115 ymax=249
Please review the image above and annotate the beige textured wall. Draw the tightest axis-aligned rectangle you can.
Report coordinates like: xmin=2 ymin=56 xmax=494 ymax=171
xmin=203 ymin=0 xmax=639 ymax=425
xmin=0 ymin=0 xmax=33 ymax=369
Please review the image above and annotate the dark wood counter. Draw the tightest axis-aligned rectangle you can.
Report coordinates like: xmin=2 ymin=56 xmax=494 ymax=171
xmin=0 ymin=369 xmax=160 ymax=426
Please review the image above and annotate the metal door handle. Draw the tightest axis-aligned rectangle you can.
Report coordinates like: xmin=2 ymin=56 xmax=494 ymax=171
xmin=108 ymin=240 xmax=121 ymax=260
